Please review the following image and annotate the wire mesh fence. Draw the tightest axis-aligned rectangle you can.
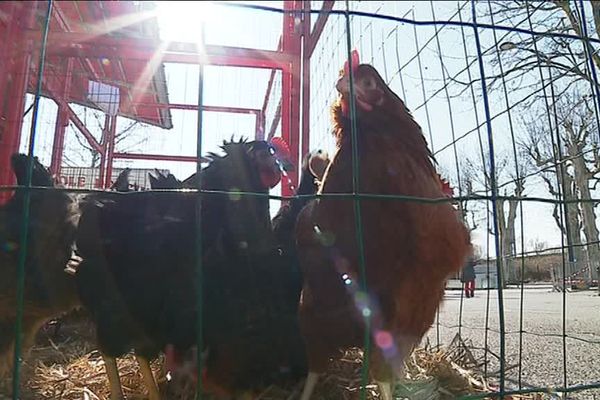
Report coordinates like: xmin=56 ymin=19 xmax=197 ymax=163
xmin=1 ymin=1 xmax=600 ymax=399
xmin=307 ymin=1 xmax=600 ymax=398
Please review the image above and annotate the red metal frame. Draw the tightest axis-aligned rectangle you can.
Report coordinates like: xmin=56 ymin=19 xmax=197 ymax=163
xmin=0 ymin=2 xmax=22 ymax=144
xmin=60 ymin=99 xmax=264 ymax=173
xmin=0 ymin=3 xmax=36 ymax=203
xmin=113 ymin=152 xmax=211 ymax=163
xmin=103 ymin=115 xmax=117 ymax=188
xmin=50 ymin=58 xmax=74 ymax=174
xmin=64 ymin=104 xmax=102 ymax=153
xmin=100 ymin=105 xmax=263 ymax=168
xmin=3 ymin=55 xmax=31 ymax=164
xmin=301 ymin=1 xmax=311 ymax=159
xmin=26 ymin=31 xmax=292 ymax=69
xmin=98 ymin=114 xmax=111 ymax=188
xmin=50 ymin=1 xmax=145 ymax=131
xmin=0 ymin=0 xmax=337 ymax=195
xmin=281 ymin=0 xmax=303 ymax=195
xmin=127 ymin=103 xmax=261 ymax=113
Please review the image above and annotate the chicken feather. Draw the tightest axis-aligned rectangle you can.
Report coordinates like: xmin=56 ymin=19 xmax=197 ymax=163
xmin=296 ymin=62 xmax=470 ymax=400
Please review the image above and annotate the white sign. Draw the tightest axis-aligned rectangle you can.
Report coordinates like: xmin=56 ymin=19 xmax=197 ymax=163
xmin=55 ymin=167 xmax=170 ymax=191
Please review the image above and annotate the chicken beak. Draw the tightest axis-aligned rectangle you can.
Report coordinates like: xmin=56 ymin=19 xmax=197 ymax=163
xmin=336 ymin=74 xmax=349 ymax=95
xmin=279 ymin=158 xmax=294 ymax=172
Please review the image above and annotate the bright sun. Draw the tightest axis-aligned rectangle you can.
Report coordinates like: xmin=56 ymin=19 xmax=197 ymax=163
xmin=154 ymin=1 xmax=217 ymax=43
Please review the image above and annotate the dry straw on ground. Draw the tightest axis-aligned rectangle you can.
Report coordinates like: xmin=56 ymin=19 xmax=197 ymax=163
xmin=4 ymin=316 xmax=550 ymax=399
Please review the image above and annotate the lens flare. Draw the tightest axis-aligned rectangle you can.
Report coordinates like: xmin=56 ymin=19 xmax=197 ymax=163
xmin=375 ymin=330 xmax=394 ymax=350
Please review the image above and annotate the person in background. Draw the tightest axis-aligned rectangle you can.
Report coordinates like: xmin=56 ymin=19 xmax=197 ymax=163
xmin=461 ymin=254 xmax=476 ymax=298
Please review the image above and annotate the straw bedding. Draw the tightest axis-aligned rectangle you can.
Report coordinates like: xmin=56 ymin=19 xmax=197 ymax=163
xmin=1 ymin=313 xmax=547 ymax=400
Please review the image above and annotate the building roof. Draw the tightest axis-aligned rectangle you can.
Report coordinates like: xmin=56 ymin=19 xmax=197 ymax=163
xmin=25 ymin=1 xmax=172 ymax=129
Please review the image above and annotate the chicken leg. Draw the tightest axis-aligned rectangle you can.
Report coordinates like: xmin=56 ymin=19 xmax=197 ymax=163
xmin=102 ymin=354 xmax=124 ymax=400
xmin=376 ymin=381 xmax=393 ymax=400
xmin=136 ymin=355 xmax=161 ymax=400
xmin=370 ymin=337 xmax=415 ymax=400
xmin=298 ymin=372 xmax=319 ymax=400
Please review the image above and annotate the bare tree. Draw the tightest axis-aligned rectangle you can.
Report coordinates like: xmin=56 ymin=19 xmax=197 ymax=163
xmin=478 ymin=1 xmax=600 ymax=289
xmin=462 ymin=150 xmax=530 ymax=285
xmin=521 ymin=92 xmax=600 ymax=283
xmin=65 ymin=109 xmax=148 ymax=168
xmin=530 ymin=238 xmax=549 ymax=254
xmin=482 ymin=1 xmax=600 ymax=95
xmin=456 ymin=162 xmax=480 ymax=233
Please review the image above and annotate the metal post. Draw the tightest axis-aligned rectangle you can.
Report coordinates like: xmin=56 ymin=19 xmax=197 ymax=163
xmin=0 ymin=2 xmax=20 ymax=131
xmin=104 ymin=115 xmax=117 ymax=188
xmin=255 ymin=111 xmax=264 ymax=140
xmin=281 ymin=0 xmax=302 ymax=195
xmin=12 ymin=1 xmax=53 ymax=397
xmin=301 ymin=0 xmax=311 ymax=158
xmin=0 ymin=4 xmax=35 ymax=203
xmin=50 ymin=58 xmax=74 ymax=175
xmin=98 ymin=114 xmax=110 ymax=188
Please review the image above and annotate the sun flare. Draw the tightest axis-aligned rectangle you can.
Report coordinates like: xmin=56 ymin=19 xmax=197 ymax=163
xmin=154 ymin=1 xmax=217 ymax=43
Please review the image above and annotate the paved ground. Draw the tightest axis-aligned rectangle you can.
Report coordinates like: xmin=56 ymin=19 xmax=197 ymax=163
xmin=425 ymin=286 xmax=600 ymax=398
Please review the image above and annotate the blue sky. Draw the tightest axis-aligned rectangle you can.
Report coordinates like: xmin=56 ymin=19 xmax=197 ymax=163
xmin=19 ymin=1 xmax=589 ymax=256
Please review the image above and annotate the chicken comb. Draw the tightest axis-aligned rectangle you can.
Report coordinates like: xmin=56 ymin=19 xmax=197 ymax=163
xmin=269 ymin=137 xmax=292 ymax=161
xmin=343 ymin=49 xmax=360 ymax=76
xmin=438 ymin=174 xmax=454 ymax=198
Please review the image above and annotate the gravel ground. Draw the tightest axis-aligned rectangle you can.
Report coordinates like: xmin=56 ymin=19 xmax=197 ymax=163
xmin=425 ymin=286 xmax=600 ymax=398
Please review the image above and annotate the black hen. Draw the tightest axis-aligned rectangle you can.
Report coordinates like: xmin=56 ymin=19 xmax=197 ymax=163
xmin=259 ymin=149 xmax=330 ymax=387
xmin=272 ymin=149 xmax=330 ymax=309
xmin=110 ymin=168 xmax=131 ymax=192
xmin=146 ymin=145 xmax=316 ymax=398
xmin=0 ymin=155 xmax=79 ymax=393
xmin=74 ymin=139 xmax=290 ymax=400
xmin=148 ymin=169 xmax=182 ymax=190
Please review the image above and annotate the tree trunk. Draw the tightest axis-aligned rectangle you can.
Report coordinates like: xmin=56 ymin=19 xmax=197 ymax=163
xmin=496 ymin=194 xmax=519 ymax=286
xmin=496 ymin=198 xmax=509 ymax=287
xmin=591 ymin=1 xmax=600 ymax=39
xmin=570 ymin=146 xmax=600 ymax=283
xmin=555 ymin=1 xmax=600 ymax=74
xmin=504 ymin=198 xmax=518 ymax=284
xmin=558 ymin=171 xmax=584 ymax=273
xmin=504 ymin=179 xmax=524 ymax=284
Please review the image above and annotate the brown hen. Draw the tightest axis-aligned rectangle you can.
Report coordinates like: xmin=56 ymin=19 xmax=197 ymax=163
xmin=295 ymin=55 xmax=470 ymax=400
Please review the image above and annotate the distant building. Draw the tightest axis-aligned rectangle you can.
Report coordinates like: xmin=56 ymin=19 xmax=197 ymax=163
xmin=446 ymin=248 xmax=598 ymax=290
xmin=447 ymin=260 xmax=499 ymax=290
xmin=473 ymin=262 xmax=498 ymax=289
